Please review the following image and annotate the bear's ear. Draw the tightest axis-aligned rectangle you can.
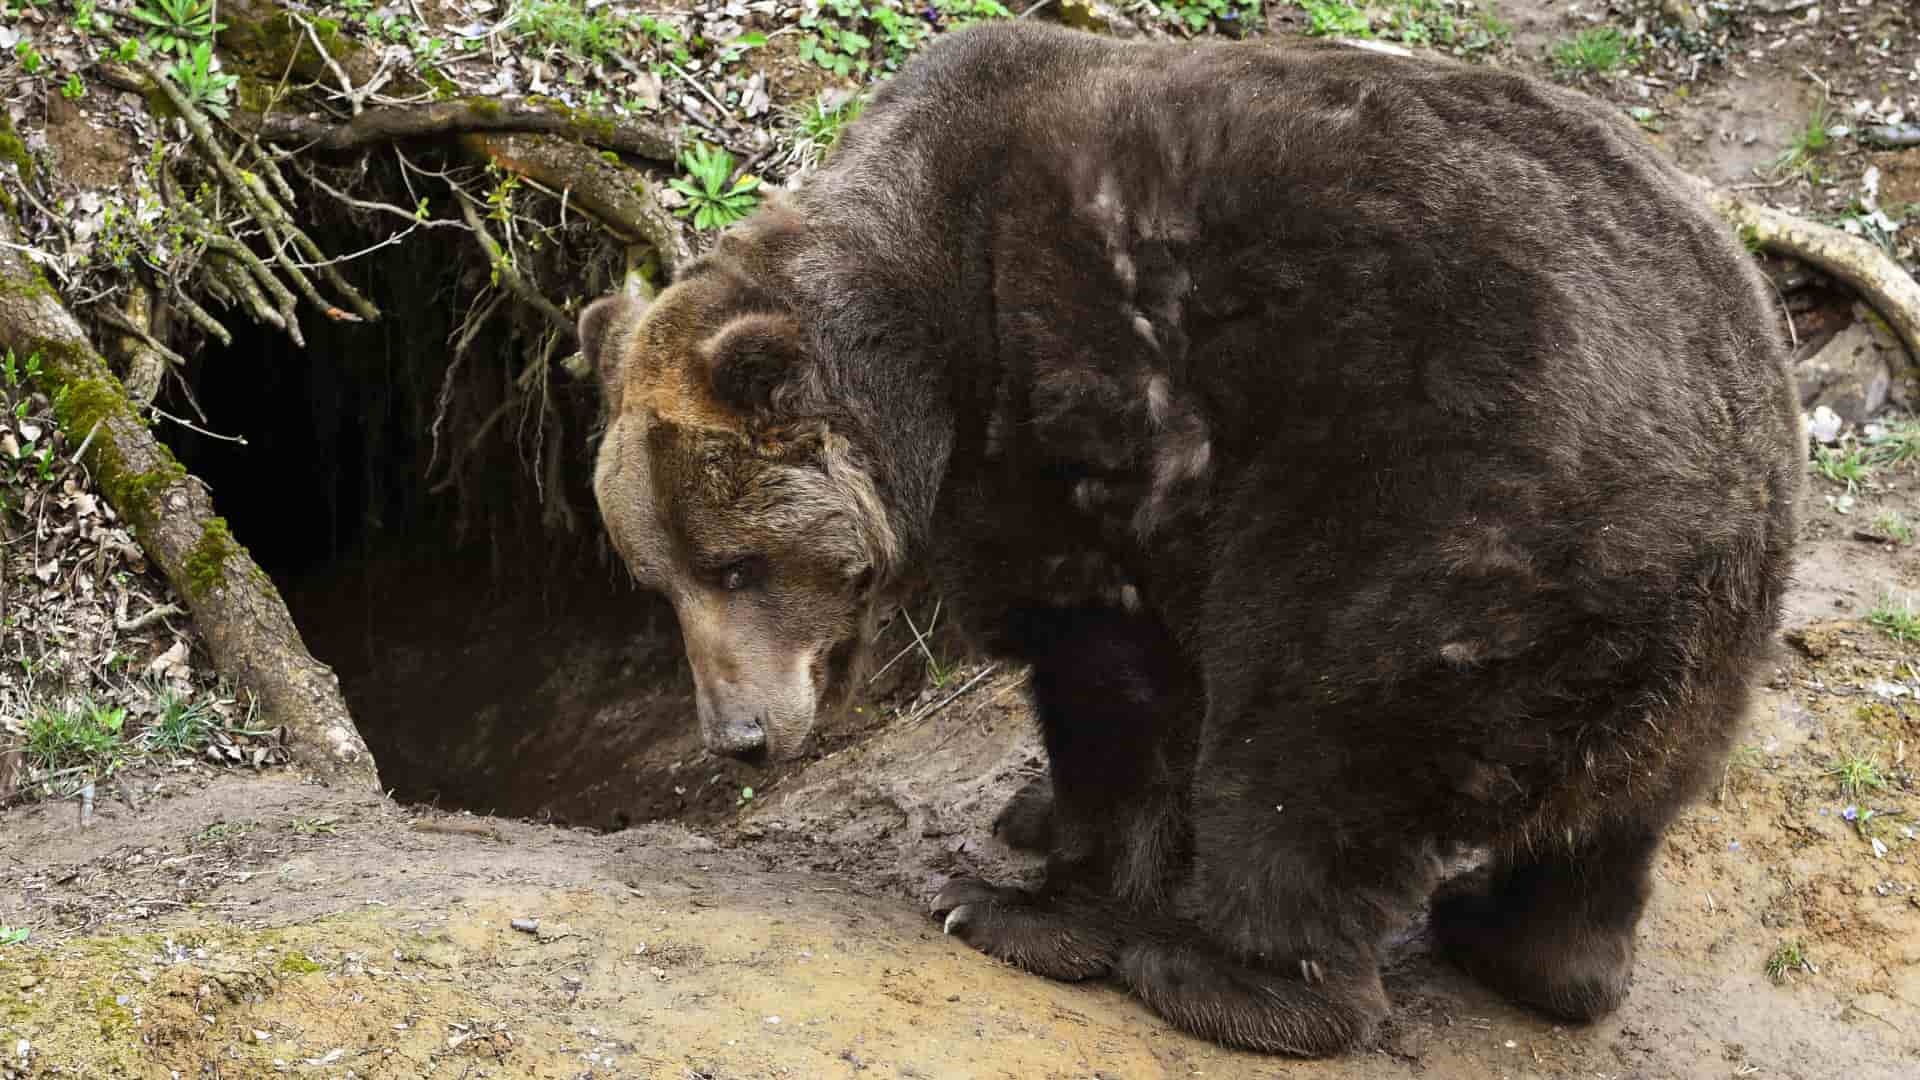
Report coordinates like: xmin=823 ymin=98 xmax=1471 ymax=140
xmin=576 ymin=293 xmax=649 ymax=390
xmin=700 ymin=312 xmax=808 ymax=416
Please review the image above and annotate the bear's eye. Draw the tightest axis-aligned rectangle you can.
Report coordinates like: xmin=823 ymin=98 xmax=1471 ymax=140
xmin=718 ymin=557 xmax=765 ymax=592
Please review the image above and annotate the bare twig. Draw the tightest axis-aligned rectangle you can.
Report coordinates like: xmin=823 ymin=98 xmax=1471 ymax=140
xmin=905 ymin=665 xmax=1000 ymax=726
xmin=454 ymin=192 xmax=575 ymax=339
xmin=291 ymin=12 xmax=365 ymax=115
xmin=116 ymin=602 xmax=185 ymax=633
xmin=294 ymin=162 xmax=470 ymax=230
xmin=148 ymin=404 xmax=248 ymax=445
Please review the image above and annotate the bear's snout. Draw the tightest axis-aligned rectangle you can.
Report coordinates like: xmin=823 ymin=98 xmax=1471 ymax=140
xmin=694 ymin=684 xmax=770 ymax=760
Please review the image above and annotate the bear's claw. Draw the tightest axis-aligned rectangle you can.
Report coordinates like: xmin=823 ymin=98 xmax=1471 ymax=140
xmin=942 ymin=905 xmax=974 ymax=935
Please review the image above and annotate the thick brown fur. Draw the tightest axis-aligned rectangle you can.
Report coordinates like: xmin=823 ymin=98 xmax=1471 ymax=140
xmin=581 ymin=23 xmax=1802 ymax=1057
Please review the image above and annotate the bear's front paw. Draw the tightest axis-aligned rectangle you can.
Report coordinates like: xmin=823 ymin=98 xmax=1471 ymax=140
xmin=930 ymin=876 xmax=1118 ymax=983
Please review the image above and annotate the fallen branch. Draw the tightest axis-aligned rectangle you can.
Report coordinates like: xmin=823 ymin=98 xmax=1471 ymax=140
xmin=256 ymin=99 xmax=679 ymax=163
xmin=0 ymin=212 xmax=381 ymax=791
xmin=1702 ymin=183 xmax=1920 ymax=363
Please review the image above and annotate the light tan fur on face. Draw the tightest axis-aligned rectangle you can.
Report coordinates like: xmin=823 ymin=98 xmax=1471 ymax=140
xmin=582 ymin=261 xmax=896 ymax=762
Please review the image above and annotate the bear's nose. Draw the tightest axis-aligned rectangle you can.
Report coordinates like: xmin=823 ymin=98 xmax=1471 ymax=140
xmin=708 ymin=713 xmax=767 ymax=760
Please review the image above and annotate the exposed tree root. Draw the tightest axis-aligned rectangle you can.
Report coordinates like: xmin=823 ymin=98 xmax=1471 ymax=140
xmin=0 ymin=214 xmax=381 ymax=791
xmin=256 ymin=100 xmax=680 ymax=163
xmin=459 ymin=132 xmax=691 ymax=275
xmin=1703 ymin=182 xmax=1920 ymax=364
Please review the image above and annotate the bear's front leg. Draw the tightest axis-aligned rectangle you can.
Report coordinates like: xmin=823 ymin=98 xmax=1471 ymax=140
xmin=933 ymin=607 xmax=1201 ymax=982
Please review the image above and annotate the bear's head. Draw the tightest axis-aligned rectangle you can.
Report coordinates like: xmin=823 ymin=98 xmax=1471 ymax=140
xmin=579 ymin=234 xmax=898 ymax=764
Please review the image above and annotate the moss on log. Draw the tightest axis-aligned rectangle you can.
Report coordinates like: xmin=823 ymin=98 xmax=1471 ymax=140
xmin=0 ymin=215 xmax=380 ymax=790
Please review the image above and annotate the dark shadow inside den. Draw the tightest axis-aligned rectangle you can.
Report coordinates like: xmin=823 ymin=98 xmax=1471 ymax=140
xmin=150 ymin=190 xmax=769 ymax=829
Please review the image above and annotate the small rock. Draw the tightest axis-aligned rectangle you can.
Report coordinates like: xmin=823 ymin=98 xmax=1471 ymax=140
xmin=510 ymin=918 xmax=539 ymax=934
xmin=1796 ymin=314 xmax=1897 ymax=423
xmin=1806 ymin=405 xmax=1843 ymax=446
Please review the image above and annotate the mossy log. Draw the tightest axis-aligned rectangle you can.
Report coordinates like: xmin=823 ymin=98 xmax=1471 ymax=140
xmin=0 ymin=214 xmax=380 ymax=791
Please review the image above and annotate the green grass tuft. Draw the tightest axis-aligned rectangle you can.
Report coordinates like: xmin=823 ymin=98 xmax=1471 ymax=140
xmin=1769 ymin=100 xmax=1835 ymax=180
xmin=1826 ymin=752 xmax=1887 ymax=799
xmin=1550 ymin=26 xmax=1636 ymax=76
xmin=1766 ymin=940 xmax=1810 ymax=984
xmin=1865 ymin=420 xmax=1920 ymax=468
xmin=1812 ymin=444 xmax=1872 ymax=493
xmin=1866 ymin=595 xmax=1920 ymax=645
xmin=140 ymin=685 xmax=217 ymax=755
xmin=1870 ymin=509 xmax=1913 ymax=545
xmin=792 ymin=92 xmax=866 ymax=167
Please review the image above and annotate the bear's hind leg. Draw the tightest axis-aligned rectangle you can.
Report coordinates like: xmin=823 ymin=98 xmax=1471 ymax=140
xmin=1112 ymin=719 xmax=1440 ymax=1056
xmin=1430 ymin=816 xmax=1663 ymax=1022
xmin=935 ymin=608 xmax=1200 ymax=983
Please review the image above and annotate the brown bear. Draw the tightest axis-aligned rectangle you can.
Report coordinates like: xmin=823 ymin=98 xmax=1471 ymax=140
xmin=579 ymin=21 xmax=1802 ymax=1057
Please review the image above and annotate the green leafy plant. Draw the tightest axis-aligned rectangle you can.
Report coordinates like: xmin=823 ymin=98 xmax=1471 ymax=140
xmin=0 ymin=926 xmax=28 ymax=947
xmin=165 ymin=41 xmax=239 ymax=120
xmin=114 ymin=38 xmax=144 ymax=63
xmin=509 ymin=0 xmax=685 ymax=64
xmin=668 ymin=142 xmax=761 ymax=232
xmin=1160 ymin=0 xmax=1262 ymax=36
xmin=1 ymin=349 xmax=41 ymax=389
xmin=1550 ymin=26 xmax=1636 ymax=76
xmin=797 ymin=0 xmax=1010 ymax=78
xmin=1826 ymin=751 xmax=1887 ymax=798
xmin=1865 ymin=420 xmax=1920 ymax=468
xmin=1298 ymin=0 xmax=1369 ymax=35
xmin=61 ymin=73 xmax=87 ymax=100
xmin=14 ymin=39 xmax=44 ymax=76
xmin=72 ymin=0 xmax=112 ymax=34
xmin=23 ymin=701 xmax=130 ymax=776
xmin=128 ymin=0 xmax=226 ymax=57
xmin=716 ymin=29 xmax=767 ymax=65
